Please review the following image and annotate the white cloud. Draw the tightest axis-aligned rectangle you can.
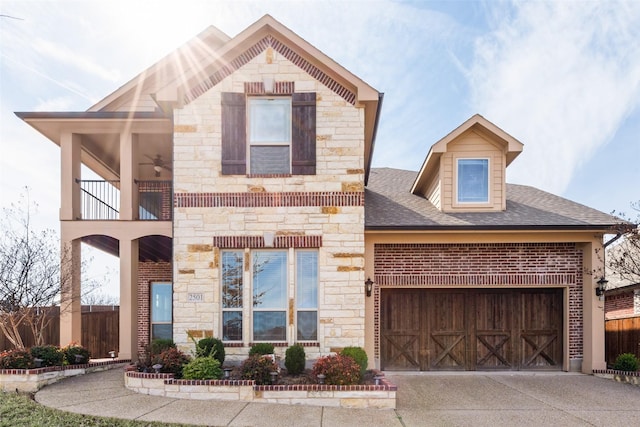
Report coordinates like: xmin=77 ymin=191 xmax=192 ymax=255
xmin=468 ymin=1 xmax=640 ymax=194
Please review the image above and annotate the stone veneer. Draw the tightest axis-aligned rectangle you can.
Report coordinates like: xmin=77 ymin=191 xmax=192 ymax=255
xmin=125 ymin=371 xmax=396 ymax=409
xmin=171 ymin=47 xmax=366 ymax=357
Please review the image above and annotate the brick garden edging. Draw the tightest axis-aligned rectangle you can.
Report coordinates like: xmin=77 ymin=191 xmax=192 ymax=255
xmin=0 ymin=360 xmax=130 ymax=393
xmin=593 ymin=369 xmax=640 ymax=387
xmin=124 ymin=371 xmax=397 ymax=409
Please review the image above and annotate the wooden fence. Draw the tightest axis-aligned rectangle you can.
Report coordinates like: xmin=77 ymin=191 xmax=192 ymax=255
xmin=0 ymin=306 xmax=119 ymax=359
xmin=605 ymin=316 xmax=640 ymax=366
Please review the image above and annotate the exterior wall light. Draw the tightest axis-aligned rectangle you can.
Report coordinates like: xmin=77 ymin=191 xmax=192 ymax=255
xmin=365 ymin=277 xmax=373 ymax=297
xmin=596 ymin=277 xmax=608 ymax=298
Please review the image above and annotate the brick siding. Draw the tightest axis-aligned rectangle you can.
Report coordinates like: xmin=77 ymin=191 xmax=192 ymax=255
xmin=137 ymin=261 xmax=172 ymax=356
xmin=605 ymin=292 xmax=635 ymax=319
xmin=373 ymin=242 xmax=584 ymax=361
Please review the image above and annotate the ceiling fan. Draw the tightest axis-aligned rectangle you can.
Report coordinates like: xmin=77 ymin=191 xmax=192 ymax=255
xmin=140 ymin=154 xmax=172 ymax=177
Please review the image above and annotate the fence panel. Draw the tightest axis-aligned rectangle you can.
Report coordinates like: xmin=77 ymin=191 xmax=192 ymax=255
xmin=0 ymin=307 xmax=119 ymax=359
xmin=605 ymin=316 xmax=640 ymax=366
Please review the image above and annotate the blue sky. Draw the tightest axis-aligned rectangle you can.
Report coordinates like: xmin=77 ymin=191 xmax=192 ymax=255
xmin=1 ymin=0 xmax=639 ymax=298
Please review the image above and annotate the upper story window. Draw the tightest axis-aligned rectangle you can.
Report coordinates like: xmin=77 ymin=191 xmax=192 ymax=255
xmin=221 ymin=91 xmax=316 ymax=176
xmin=248 ymin=97 xmax=292 ymax=174
xmin=457 ymin=158 xmax=489 ymax=203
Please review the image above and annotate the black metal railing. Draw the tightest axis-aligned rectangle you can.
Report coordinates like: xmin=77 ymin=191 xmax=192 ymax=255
xmin=137 ymin=180 xmax=172 ymax=221
xmin=77 ymin=179 xmax=120 ymax=220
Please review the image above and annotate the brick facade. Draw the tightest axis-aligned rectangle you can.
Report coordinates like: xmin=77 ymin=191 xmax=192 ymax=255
xmin=137 ymin=261 xmax=172 ymax=356
xmin=605 ymin=292 xmax=636 ymax=319
xmin=373 ymin=242 xmax=584 ymax=362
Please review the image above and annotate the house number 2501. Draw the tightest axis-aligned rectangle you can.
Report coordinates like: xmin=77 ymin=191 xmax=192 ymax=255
xmin=188 ymin=293 xmax=204 ymax=302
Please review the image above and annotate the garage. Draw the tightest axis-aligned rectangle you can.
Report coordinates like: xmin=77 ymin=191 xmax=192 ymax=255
xmin=380 ymin=288 xmax=563 ymax=371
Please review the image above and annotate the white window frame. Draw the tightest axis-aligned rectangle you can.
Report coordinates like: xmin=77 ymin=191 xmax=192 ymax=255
xmin=150 ymin=282 xmax=172 ymax=341
xmin=251 ymin=250 xmax=288 ymax=342
xmin=455 ymin=157 xmax=490 ymax=204
xmin=247 ymin=96 xmax=292 ymax=174
xmin=221 ymin=250 xmax=244 ymax=342
xmin=295 ymin=249 xmax=318 ymax=342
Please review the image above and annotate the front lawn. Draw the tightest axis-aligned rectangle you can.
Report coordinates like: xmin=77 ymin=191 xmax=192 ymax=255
xmin=0 ymin=392 xmax=194 ymax=427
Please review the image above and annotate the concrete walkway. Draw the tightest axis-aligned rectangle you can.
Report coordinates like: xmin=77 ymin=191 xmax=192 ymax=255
xmin=35 ymin=368 xmax=640 ymax=426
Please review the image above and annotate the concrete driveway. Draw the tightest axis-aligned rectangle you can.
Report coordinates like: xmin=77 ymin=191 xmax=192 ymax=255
xmin=389 ymin=371 xmax=640 ymax=426
xmin=35 ymin=369 xmax=640 ymax=426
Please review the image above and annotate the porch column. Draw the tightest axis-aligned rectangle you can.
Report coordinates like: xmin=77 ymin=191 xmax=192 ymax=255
xmin=581 ymin=240 xmax=607 ymax=373
xmin=119 ymin=238 xmax=139 ymax=359
xmin=120 ymin=132 xmax=139 ymax=221
xmin=60 ymin=132 xmax=81 ymax=220
xmin=59 ymin=235 xmax=82 ymax=346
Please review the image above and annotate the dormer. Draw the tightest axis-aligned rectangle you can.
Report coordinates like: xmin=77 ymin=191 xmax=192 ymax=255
xmin=411 ymin=114 xmax=523 ymax=212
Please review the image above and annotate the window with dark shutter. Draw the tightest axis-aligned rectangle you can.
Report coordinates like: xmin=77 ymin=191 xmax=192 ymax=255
xmin=221 ymin=92 xmax=246 ymax=175
xmin=291 ymin=92 xmax=316 ymax=175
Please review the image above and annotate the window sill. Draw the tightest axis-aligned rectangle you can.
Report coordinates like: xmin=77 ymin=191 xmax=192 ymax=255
xmin=246 ymin=174 xmax=292 ymax=178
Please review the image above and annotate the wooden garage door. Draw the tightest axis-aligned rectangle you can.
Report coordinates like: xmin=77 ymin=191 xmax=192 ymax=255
xmin=381 ymin=288 xmax=563 ymax=371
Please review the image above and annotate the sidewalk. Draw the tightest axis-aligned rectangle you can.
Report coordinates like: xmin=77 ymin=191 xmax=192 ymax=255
xmin=35 ymin=367 xmax=640 ymax=426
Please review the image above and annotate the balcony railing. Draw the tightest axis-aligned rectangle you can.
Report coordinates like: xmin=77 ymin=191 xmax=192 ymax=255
xmin=76 ymin=179 xmax=172 ymax=221
xmin=77 ymin=179 xmax=120 ymax=220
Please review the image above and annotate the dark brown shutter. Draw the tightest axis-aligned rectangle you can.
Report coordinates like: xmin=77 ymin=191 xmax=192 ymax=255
xmin=221 ymin=92 xmax=246 ymax=175
xmin=291 ymin=92 xmax=316 ymax=175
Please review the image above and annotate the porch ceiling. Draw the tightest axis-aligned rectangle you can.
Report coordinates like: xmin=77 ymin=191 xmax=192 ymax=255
xmin=82 ymin=234 xmax=172 ymax=262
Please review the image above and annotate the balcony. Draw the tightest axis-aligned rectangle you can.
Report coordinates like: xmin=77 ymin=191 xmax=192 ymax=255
xmin=77 ymin=179 xmax=172 ymax=221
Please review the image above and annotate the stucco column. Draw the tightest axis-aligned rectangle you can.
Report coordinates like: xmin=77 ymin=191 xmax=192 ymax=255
xmin=364 ymin=236 xmax=376 ymax=369
xmin=59 ymin=235 xmax=81 ymax=346
xmin=119 ymin=132 xmax=139 ymax=221
xmin=581 ymin=240 xmax=607 ymax=373
xmin=119 ymin=238 xmax=139 ymax=359
xmin=60 ymin=132 xmax=81 ymax=220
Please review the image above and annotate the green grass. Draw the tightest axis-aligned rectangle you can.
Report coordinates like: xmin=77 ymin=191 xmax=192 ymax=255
xmin=0 ymin=391 xmax=194 ymax=427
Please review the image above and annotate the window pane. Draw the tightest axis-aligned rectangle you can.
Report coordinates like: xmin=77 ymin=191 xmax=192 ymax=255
xmin=458 ymin=159 xmax=489 ymax=202
xmin=222 ymin=251 xmax=243 ymax=309
xmin=151 ymin=283 xmax=172 ymax=323
xmin=253 ymin=251 xmax=287 ymax=308
xmin=297 ymin=311 xmax=317 ymax=341
xmin=249 ymin=98 xmax=291 ymax=143
xmin=296 ymin=251 xmax=317 ymax=309
xmin=250 ymin=146 xmax=290 ymax=174
xmin=253 ymin=311 xmax=286 ymax=341
xmin=152 ymin=324 xmax=172 ymax=341
xmin=223 ymin=311 xmax=243 ymax=341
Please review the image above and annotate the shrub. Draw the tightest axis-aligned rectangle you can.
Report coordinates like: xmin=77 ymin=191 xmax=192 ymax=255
xmin=312 ymin=354 xmax=361 ymax=385
xmin=30 ymin=345 xmax=64 ymax=367
xmin=240 ymin=355 xmax=279 ymax=385
xmin=341 ymin=346 xmax=368 ymax=375
xmin=62 ymin=343 xmax=90 ymax=365
xmin=150 ymin=338 xmax=176 ymax=356
xmin=0 ymin=349 xmax=34 ymax=369
xmin=249 ymin=342 xmax=275 ymax=356
xmin=284 ymin=344 xmax=306 ymax=375
xmin=182 ymin=356 xmax=223 ymax=380
xmin=152 ymin=347 xmax=191 ymax=378
xmin=613 ymin=353 xmax=639 ymax=372
xmin=196 ymin=337 xmax=225 ymax=365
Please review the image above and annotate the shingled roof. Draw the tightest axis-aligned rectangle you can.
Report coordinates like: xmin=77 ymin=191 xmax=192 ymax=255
xmin=365 ymin=168 xmax=618 ymax=230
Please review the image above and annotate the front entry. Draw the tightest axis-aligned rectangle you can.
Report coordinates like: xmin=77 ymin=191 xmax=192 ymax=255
xmin=380 ymin=288 xmax=563 ymax=371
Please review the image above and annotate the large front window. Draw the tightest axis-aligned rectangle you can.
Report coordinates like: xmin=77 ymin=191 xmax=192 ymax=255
xmin=220 ymin=249 xmax=318 ymax=343
xmin=248 ymin=97 xmax=291 ymax=174
xmin=457 ymin=158 xmax=489 ymax=203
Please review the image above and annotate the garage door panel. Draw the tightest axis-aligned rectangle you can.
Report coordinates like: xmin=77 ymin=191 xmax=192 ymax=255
xmin=427 ymin=292 xmax=466 ymax=370
xmin=381 ymin=290 xmax=421 ymax=370
xmin=519 ymin=290 xmax=563 ymax=369
xmin=475 ymin=292 xmax=514 ymax=370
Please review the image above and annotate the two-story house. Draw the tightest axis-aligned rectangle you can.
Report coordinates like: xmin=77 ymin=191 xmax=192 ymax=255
xmin=17 ymin=15 xmax=615 ymax=373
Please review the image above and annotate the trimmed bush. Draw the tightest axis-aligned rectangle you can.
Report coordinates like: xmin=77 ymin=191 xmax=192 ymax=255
xmin=150 ymin=338 xmax=176 ymax=356
xmin=30 ymin=345 xmax=64 ymax=367
xmin=312 ymin=354 xmax=361 ymax=385
xmin=284 ymin=344 xmax=306 ymax=375
xmin=196 ymin=337 xmax=225 ymax=365
xmin=240 ymin=355 xmax=279 ymax=385
xmin=341 ymin=346 xmax=368 ymax=375
xmin=249 ymin=343 xmax=275 ymax=356
xmin=152 ymin=347 xmax=191 ymax=378
xmin=62 ymin=343 xmax=90 ymax=365
xmin=613 ymin=353 xmax=639 ymax=372
xmin=0 ymin=349 xmax=34 ymax=369
xmin=182 ymin=356 xmax=223 ymax=380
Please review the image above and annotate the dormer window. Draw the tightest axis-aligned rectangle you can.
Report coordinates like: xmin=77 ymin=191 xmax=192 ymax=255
xmin=249 ymin=97 xmax=292 ymax=174
xmin=457 ymin=158 xmax=489 ymax=203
